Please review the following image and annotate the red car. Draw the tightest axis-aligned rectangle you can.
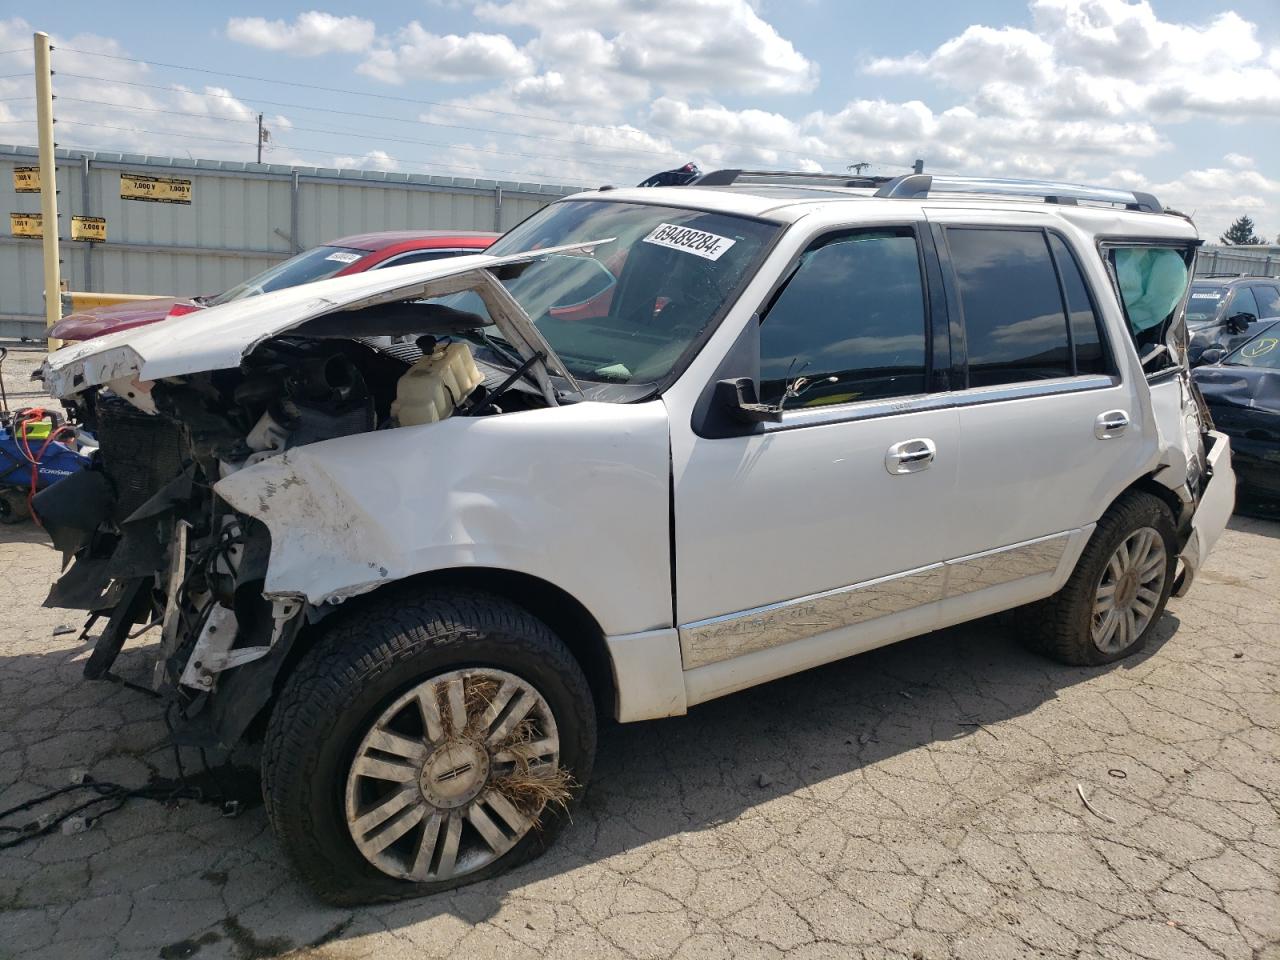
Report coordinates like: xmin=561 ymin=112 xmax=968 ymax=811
xmin=51 ymin=230 xmax=498 ymax=342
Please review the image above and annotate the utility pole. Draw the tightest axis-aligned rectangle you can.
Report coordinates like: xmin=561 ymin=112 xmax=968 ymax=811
xmin=34 ymin=31 xmax=61 ymax=348
xmin=257 ymin=113 xmax=264 ymax=164
xmin=848 ymin=161 xmax=871 ymax=175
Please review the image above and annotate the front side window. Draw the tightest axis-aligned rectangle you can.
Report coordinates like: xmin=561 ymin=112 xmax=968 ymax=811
xmin=1253 ymin=285 xmax=1280 ymax=318
xmin=1229 ymin=286 xmax=1260 ymax=320
xmin=758 ymin=230 xmax=928 ymax=406
xmin=947 ymin=228 xmax=1072 ymax=387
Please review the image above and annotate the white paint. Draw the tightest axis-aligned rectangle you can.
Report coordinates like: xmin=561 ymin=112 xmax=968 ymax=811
xmin=214 ymin=399 xmax=673 ymax=638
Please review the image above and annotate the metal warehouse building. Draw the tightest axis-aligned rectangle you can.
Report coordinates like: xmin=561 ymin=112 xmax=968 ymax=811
xmin=0 ymin=144 xmax=582 ymax=339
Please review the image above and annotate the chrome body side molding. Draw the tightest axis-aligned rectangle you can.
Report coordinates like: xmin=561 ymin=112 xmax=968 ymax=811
xmin=679 ymin=531 xmax=1077 ymax=670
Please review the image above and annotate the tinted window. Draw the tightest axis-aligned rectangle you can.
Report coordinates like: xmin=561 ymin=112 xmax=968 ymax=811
xmin=948 ymin=228 xmax=1070 ymax=386
xmin=1252 ymin=285 xmax=1280 ymax=318
xmin=1048 ymin=234 xmax=1108 ymax=375
xmin=1231 ymin=287 xmax=1260 ymax=319
xmin=759 ymin=231 xmax=927 ymax=406
xmin=1255 ymin=285 xmax=1280 ymax=318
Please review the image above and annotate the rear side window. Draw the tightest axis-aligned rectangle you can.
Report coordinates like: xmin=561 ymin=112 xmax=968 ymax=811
xmin=758 ymin=230 xmax=928 ymax=406
xmin=1254 ymin=285 xmax=1280 ymax=318
xmin=946 ymin=228 xmax=1072 ymax=387
xmin=1048 ymin=234 xmax=1109 ymax=375
xmin=1105 ymin=246 xmax=1192 ymax=369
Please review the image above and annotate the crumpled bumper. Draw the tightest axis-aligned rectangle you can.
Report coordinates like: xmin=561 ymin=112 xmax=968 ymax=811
xmin=1173 ymin=430 xmax=1234 ymax=597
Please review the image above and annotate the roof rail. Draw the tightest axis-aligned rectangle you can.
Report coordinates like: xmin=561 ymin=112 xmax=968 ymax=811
xmin=874 ymin=174 xmax=1163 ymax=213
xmin=693 ymin=168 xmax=895 ymax=189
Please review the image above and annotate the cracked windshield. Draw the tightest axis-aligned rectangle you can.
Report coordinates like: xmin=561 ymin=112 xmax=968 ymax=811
xmin=446 ymin=199 xmax=777 ymax=386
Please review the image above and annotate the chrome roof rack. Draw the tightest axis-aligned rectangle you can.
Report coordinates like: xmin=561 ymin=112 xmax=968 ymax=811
xmin=873 ymin=174 xmax=1163 ymax=213
xmin=693 ymin=168 xmax=895 ymax=189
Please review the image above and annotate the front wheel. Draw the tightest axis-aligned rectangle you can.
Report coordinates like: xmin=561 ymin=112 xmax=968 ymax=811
xmin=1019 ymin=491 xmax=1177 ymax=666
xmin=262 ymin=587 xmax=597 ymax=904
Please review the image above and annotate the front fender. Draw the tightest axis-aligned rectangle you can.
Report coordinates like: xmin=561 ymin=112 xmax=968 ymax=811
xmin=214 ymin=400 xmax=674 ymax=637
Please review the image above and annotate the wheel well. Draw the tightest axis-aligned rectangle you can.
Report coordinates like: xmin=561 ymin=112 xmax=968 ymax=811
xmin=292 ymin=568 xmax=618 ymax=721
xmin=1124 ymin=473 xmax=1189 ymax=533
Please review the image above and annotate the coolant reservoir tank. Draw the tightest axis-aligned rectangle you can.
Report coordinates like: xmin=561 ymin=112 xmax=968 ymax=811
xmin=391 ymin=341 xmax=485 ymax=426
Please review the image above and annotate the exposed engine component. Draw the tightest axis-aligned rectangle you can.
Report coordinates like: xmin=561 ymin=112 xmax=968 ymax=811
xmin=36 ymin=327 xmax=550 ymax=749
xmin=392 ymin=340 xmax=484 ymax=426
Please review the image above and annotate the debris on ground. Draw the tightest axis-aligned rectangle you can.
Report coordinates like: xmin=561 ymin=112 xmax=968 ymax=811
xmin=1076 ymin=782 xmax=1117 ymax=824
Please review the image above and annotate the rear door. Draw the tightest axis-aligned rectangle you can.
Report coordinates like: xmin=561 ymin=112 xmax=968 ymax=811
xmin=928 ymin=216 xmax=1145 ymax=590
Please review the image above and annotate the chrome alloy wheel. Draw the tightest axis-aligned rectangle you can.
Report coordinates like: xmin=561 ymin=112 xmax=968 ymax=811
xmin=344 ymin=668 xmax=561 ymax=883
xmin=1092 ymin=526 xmax=1167 ymax=655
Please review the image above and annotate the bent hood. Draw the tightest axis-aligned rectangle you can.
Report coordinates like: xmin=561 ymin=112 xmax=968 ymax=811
xmin=41 ymin=245 xmax=592 ymax=398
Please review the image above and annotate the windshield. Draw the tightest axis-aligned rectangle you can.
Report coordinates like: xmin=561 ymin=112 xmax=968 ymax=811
xmin=440 ymin=200 xmax=779 ymax=387
xmin=207 ymin=245 xmax=368 ymax=306
xmin=1185 ymin=284 xmax=1227 ymax=325
xmin=1225 ymin=325 xmax=1280 ymax=369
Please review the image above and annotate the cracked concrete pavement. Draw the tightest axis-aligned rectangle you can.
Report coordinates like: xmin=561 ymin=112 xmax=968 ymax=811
xmin=0 ymin=344 xmax=1277 ymax=960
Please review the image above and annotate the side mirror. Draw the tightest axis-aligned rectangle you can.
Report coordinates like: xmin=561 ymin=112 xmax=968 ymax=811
xmin=715 ymin=377 xmax=781 ymax=424
xmin=1227 ymin=311 xmax=1255 ymax=334
xmin=1197 ymin=347 xmax=1226 ymax=366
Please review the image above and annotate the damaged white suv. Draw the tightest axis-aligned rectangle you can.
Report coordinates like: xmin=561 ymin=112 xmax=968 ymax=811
xmin=38 ymin=171 xmax=1234 ymax=903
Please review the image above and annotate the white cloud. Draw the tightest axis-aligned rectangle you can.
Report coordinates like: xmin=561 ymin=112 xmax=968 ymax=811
xmin=226 ymin=11 xmax=375 ymax=56
xmin=332 ymin=150 xmax=399 ymax=172
xmin=1111 ymin=164 xmax=1280 ymax=240
xmin=358 ymin=24 xmax=534 ymax=83
xmin=868 ymin=0 xmax=1280 ymax=122
xmin=476 ymin=0 xmax=817 ymax=95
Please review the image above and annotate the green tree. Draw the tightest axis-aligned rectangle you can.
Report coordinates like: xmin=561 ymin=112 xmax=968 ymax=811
xmin=1220 ymin=215 xmax=1263 ymax=245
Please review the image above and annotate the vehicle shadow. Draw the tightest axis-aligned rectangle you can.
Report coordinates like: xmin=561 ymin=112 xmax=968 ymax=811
xmin=1228 ymin=512 xmax=1280 ymax=538
xmin=0 ymin=605 xmax=1182 ymax=956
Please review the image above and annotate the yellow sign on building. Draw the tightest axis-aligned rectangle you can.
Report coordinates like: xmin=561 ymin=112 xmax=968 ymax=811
xmin=13 ymin=167 xmax=39 ymax=193
xmin=10 ymin=212 xmax=42 ymax=238
xmin=71 ymin=215 xmax=107 ymax=242
xmin=120 ymin=172 xmax=193 ymax=204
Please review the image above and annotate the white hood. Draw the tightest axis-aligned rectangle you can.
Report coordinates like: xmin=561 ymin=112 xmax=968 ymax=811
xmin=41 ymin=245 xmax=591 ymax=397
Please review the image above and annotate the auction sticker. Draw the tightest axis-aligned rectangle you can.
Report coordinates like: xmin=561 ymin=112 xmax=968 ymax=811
xmin=120 ymin=172 xmax=192 ymax=204
xmin=13 ymin=166 xmax=39 ymax=193
xmin=1191 ymin=292 xmax=1222 ymax=299
xmin=642 ymin=223 xmax=736 ymax=261
xmin=71 ymin=215 xmax=106 ymax=242
xmin=325 ymin=251 xmax=362 ymax=263
xmin=10 ymin=212 xmax=41 ymax=238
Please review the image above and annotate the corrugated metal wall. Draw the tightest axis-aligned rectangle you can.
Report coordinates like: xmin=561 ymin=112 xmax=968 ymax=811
xmin=1195 ymin=245 xmax=1280 ymax=279
xmin=0 ymin=145 xmax=582 ymax=338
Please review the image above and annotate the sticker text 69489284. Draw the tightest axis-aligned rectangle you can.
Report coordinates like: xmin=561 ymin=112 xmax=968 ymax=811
xmin=642 ymin=223 xmax=737 ymax=261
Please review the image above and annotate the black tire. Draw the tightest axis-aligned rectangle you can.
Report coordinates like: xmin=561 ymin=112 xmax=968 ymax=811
xmin=261 ymin=586 xmax=596 ymax=905
xmin=1019 ymin=491 xmax=1177 ymax=666
xmin=0 ymin=488 xmax=30 ymax=524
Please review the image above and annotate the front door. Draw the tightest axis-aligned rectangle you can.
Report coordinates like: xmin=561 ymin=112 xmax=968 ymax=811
xmin=671 ymin=226 xmax=958 ymax=676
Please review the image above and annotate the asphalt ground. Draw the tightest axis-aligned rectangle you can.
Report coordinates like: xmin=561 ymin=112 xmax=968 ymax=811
xmin=1 ymin=343 xmax=1277 ymax=960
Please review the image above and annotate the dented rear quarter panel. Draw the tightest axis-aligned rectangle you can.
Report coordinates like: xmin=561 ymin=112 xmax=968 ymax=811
xmin=214 ymin=398 xmax=674 ymax=637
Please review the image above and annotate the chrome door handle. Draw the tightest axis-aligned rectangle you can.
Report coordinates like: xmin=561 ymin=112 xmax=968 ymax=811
xmin=1095 ymin=410 xmax=1130 ymax=439
xmin=885 ymin=438 xmax=936 ymax=475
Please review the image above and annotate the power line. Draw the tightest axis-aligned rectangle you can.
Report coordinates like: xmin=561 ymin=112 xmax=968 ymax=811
xmin=0 ymin=73 xmax=30 ymax=80
xmin=271 ymin=139 xmax=592 ymax=185
xmin=0 ymin=49 xmax=28 ymax=57
xmin=54 ymin=47 xmax=879 ymax=169
xmin=54 ymin=96 xmax=657 ymax=177
xmin=0 ymin=96 xmax=34 ymax=102
xmin=58 ymin=73 xmax=688 ymax=162
xmin=54 ymin=119 xmax=257 ymax=147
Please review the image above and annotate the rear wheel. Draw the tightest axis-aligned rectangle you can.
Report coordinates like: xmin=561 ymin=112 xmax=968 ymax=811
xmin=1020 ymin=492 xmax=1177 ymax=665
xmin=261 ymin=587 xmax=596 ymax=905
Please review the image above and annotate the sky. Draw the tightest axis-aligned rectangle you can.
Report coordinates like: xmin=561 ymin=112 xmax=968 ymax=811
xmin=0 ymin=0 xmax=1277 ymax=241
